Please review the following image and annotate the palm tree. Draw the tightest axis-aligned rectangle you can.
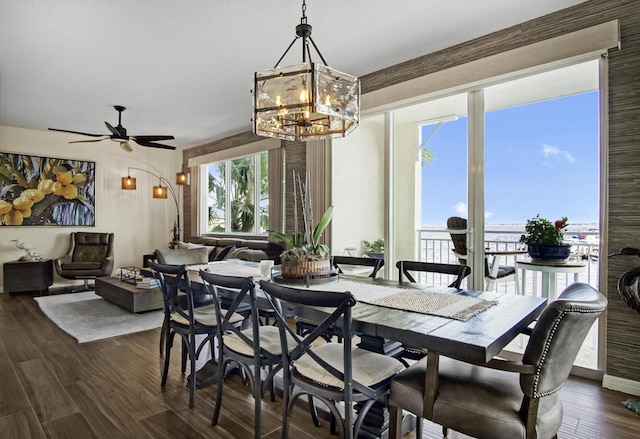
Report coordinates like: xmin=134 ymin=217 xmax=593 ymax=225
xmin=207 ymin=154 xmax=268 ymax=233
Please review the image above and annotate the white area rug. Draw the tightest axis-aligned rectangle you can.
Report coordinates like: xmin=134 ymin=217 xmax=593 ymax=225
xmin=34 ymin=291 xmax=163 ymax=343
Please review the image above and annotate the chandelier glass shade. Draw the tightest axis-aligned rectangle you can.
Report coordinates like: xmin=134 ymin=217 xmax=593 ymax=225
xmin=252 ymin=1 xmax=359 ymax=141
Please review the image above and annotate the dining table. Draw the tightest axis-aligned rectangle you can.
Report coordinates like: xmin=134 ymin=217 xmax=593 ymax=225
xmin=186 ymin=259 xmax=548 ymax=437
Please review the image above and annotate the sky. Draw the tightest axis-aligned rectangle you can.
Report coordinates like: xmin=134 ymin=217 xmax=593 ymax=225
xmin=420 ymin=91 xmax=599 ymax=226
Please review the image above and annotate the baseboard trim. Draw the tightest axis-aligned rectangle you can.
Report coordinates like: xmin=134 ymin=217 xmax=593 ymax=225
xmin=603 ymin=374 xmax=640 ymax=396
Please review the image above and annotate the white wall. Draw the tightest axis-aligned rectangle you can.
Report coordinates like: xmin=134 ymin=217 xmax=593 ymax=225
xmin=331 ymin=115 xmax=386 ymax=256
xmin=0 ymin=125 xmax=182 ymax=291
xmin=394 ymin=121 xmax=420 ymax=262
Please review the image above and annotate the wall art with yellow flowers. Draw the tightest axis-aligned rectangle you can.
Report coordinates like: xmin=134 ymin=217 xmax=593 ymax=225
xmin=0 ymin=152 xmax=95 ymax=226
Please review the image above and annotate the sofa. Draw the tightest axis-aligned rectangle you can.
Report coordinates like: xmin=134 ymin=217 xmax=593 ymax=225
xmin=181 ymin=236 xmax=284 ymax=264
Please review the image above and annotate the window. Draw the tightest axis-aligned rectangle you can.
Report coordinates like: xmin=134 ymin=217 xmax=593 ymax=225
xmin=205 ymin=152 xmax=268 ymax=235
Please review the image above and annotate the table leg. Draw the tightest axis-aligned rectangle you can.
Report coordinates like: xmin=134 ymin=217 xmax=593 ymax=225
xmin=541 ymin=272 xmax=551 ymax=300
xmin=357 ymin=335 xmax=412 ymax=438
xmin=549 ymin=273 xmax=558 ymax=300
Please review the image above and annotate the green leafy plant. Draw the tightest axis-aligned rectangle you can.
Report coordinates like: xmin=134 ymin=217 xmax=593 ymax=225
xmin=362 ymin=238 xmax=384 ymax=253
xmin=520 ymin=214 xmax=569 ymax=246
xmin=269 ymin=171 xmax=333 ymax=262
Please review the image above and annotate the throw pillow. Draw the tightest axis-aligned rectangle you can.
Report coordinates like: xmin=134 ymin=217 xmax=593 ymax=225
xmin=215 ymin=245 xmax=235 ymax=261
xmin=234 ymin=248 xmax=269 ymax=262
xmin=180 ymin=241 xmax=215 ymax=255
xmin=155 ymin=248 xmax=209 ymax=265
xmin=224 ymin=246 xmax=248 ymax=260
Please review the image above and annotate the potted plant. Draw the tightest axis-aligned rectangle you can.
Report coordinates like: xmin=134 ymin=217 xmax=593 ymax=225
xmin=520 ymin=214 xmax=571 ymax=261
xmin=269 ymin=172 xmax=334 ymax=279
xmin=362 ymin=238 xmax=384 ymax=259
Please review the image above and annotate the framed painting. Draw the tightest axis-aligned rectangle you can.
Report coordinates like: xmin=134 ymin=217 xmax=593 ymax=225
xmin=0 ymin=152 xmax=95 ymax=226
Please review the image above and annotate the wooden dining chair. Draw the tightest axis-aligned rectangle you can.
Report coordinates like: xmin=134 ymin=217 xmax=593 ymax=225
xmin=199 ymin=271 xmax=285 ymax=439
xmin=147 ymin=260 xmax=218 ymax=409
xmin=332 ymin=255 xmax=385 ymax=278
xmin=396 ymin=260 xmax=471 ymax=288
xmin=447 ymin=216 xmax=518 ymax=291
xmin=259 ymin=280 xmax=405 ymax=439
xmin=295 ymin=256 xmax=385 ymax=343
xmin=388 ymin=282 xmax=607 ymax=439
xmin=394 ymin=260 xmax=472 ymax=368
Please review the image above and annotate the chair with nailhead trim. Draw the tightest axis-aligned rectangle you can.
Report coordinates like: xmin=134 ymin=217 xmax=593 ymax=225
xmin=388 ymin=282 xmax=607 ymax=439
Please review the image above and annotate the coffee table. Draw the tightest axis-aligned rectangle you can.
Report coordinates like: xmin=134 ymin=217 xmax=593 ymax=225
xmin=95 ymin=276 xmax=163 ymax=313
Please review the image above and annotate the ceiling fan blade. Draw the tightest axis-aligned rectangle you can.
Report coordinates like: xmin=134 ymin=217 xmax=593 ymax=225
xmin=133 ymin=135 xmax=175 ymax=142
xmin=48 ymin=128 xmax=105 ymax=137
xmin=105 ymin=121 xmax=123 ymax=137
xmin=120 ymin=141 xmax=133 ymax=152
xmin=134 ymin=139 xmax=176 ymax=150
xmin=69 ymin=137 xmax=109 ymax=143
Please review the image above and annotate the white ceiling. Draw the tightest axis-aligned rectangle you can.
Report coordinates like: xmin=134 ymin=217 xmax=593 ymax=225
xmin=0 ymin=0 xmax=588 ymax=149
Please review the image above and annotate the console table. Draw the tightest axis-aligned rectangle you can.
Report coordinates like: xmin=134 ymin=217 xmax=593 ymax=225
xmin=3 ymin=259 xmax=53 ymax=295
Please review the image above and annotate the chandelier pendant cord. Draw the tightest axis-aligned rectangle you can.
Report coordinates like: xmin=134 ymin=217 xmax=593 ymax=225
xmin=272 ymin=0 xmax=328 ymax=68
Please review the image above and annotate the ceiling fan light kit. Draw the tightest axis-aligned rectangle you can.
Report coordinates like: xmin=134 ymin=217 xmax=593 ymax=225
xmin=49 ymin=105 xmax=176 ymax=151
xmin=252 ymin=0 xmax=360 ymax=142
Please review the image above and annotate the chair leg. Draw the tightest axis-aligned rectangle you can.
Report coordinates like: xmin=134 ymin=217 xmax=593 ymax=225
xmin=389 ymin=405 xmax=403 ymax=439
xmin=307 ymin=395 xmax=321 ymax=427
xmin=212 ymin=359 xmax=228 ymax=426
xmin=161 ymin=332 xmax=175 ymax=386
xmin=253 ymin=360 xmax=262 ymax=439
xmin=159 ymin=320 xmax=167 ymax=356
xmin=181 ymin=339 xmax=187 ymax=374
xmin=188 ymin=337 xmax=196 ymax=409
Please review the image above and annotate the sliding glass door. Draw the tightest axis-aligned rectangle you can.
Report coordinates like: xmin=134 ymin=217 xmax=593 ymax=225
xmin=332 ymin=57 xmax=602 ymax=369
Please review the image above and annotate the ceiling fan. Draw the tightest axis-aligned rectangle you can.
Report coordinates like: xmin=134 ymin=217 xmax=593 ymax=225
xmin=48 ymin=105 xmax=176 ymax=152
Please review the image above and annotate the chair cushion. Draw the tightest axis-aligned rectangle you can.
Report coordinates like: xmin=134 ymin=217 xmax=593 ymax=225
xmin=295 ymin=343 xmax=404 ymax=389
xmin=61 ymin=262 xmax=102 ymax=270
xmin=391 ymin=356 xmax=562 ymax=439
xmin=496 ymin=265 xmax=516 ymax=279
xmin=171 ymin=305 xmax=243 ymax=327
xmin=224 ymin=325 xmax=296 ymax=357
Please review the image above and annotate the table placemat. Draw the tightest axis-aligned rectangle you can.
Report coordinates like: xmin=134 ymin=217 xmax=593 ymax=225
xmin=310 ymin=279 xmax=498 ymax=321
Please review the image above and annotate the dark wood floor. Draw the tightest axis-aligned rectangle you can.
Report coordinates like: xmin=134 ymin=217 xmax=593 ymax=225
xmin=1 ymin=291 xmax=639 ymax=439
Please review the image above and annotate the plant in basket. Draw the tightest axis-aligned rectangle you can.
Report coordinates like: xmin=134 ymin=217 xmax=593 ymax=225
xmin=269 ymin=171 xmax=333 ymax=279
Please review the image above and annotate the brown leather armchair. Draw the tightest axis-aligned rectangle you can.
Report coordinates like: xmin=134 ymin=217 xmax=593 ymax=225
xmin=54 ymin=232 xmax=115 ymax=292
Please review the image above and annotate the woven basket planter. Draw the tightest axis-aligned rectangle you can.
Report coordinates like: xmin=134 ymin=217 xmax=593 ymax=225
xmin=281 ymin=259 xmax=331 ymax=279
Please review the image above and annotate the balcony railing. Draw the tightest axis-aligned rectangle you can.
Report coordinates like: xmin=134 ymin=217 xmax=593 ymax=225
xmin=417 ymin=226 xmax=599 ymax=296
xmin=413 ymin=225 xmax=600 ymax=369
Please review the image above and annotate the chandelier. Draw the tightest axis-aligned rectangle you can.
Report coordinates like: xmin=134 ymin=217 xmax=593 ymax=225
xmin=252 ymin=0 xmax=360 ymax=141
